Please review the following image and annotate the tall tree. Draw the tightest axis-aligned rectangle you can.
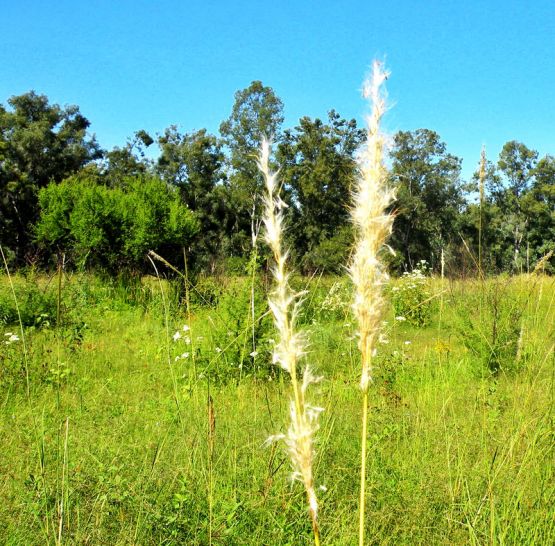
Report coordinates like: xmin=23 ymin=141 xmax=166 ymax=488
xmin=157 ymin=126 xmax=229 ymax=269
xmin=101 ymin=130 xmax=154 ymax=186
xmin=220 ymin=81 xmax=284 ymax=255
xmin=389 ymin=129 xmax=463 ymax=271
xmin=277 ymin=111 xmax=364 ymax=271
xmin=495 ymin=141 xmax=539 ymax=269
xmin=0 ymin=91 xmax=101 ymax=260
xmin=523 ymin=155 xmax=555 ymax=269
xmin=460 ymin=156 xmax=508 ymax=273
xmin=497 ymin=141 xmax=538 ymax=201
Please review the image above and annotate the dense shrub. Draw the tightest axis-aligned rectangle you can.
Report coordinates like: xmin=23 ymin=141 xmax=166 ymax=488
xmin=36 ymin=175 xmax=199 ymax=271
xmin=302 ymin=226 xmax=353 ymax=274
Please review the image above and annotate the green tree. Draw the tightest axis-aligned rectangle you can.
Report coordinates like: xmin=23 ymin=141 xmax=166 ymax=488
xmin=493 ymin=141 xmax=539 ymax=270
xmin=157 ymin=126 xmax=230 ymax=269
xmin=0 ymin=91 xmax=101 ymax=260
xmin=497 ymin=141 xmax=538 ymax=201
xmin=523 ymin=155 xmax=555 ymax=270
xmin=101 ymin=130 xmax=154 ymax=186
xmin=277 ymin=111 xmax=364 ymax=271
xmin=220 ymin=81 xmax=284 ymax=256
xmin=459 ymin=158 xmax=509 ymax=273
xmin=389 ymin=129 xmax=464 ymax=272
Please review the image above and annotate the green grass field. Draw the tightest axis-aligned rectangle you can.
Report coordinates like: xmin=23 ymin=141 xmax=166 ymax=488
xmin=1 ymin=271 xmax=553 ymax=544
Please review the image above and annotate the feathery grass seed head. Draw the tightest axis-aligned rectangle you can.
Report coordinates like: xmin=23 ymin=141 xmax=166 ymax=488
xmin=350 ymin=60 xmax=395 ymax=391
xmin=258 ymin=138 xmax=322 ymax=537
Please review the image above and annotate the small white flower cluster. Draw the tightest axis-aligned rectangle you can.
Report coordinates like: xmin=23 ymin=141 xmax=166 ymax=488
xmin=320 ymin=281 xmax=349 ymax=316
xmin=399 ymin=260 xmax=428 ymax=289
xmin=407 ymin=259 xmax=429 ymax=277
xmin=174 ymin=352 xmax=190 ymax=362
xmin=173 ymin=325 xmax=191 ymax=361
xmin=390 ymin=260 xmax=433 ymax=327
xmin=3 ymin=332 xmax=20 ymax=345
xmin=172 ymin=324 xmax=191 ymax=343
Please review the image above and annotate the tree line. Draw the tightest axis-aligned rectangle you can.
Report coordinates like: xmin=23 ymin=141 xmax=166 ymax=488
xmin=1 ymin=84 xmax=554 ymax=275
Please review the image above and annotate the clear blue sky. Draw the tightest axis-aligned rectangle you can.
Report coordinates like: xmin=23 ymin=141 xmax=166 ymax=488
xmin=2 ymin=0 xmax=554 ymax=179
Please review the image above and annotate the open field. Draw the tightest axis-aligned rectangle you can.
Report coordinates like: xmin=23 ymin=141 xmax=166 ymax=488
xmin=1 ymin=271 xmax=554 ymax=545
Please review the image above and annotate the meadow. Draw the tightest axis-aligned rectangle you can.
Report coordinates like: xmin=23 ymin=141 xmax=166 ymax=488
xmin=0 ymin=269 xmax=553 ymax=545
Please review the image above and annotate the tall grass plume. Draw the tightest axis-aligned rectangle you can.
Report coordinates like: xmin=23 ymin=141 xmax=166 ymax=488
xmin=258 ymin=139 xmax=323 ymax=545
xmin=350 ymin=60 xmax=395 ymax=545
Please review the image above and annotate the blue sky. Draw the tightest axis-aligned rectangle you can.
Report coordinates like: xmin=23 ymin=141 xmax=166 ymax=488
xmin=2 ymin=0 xmax=554 ymax=179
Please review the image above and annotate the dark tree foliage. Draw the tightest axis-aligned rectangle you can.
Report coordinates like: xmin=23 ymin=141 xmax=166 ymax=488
xmin=2 ymin=86 xmax=554 ymax=276
xmin=157 ymin=127 xmax=231 ymax=271
xmin=497 ymin=141 xmax=538 ymax=201
xmin=220 ymin=81 xmax=284 ymax=256
xmin=0 ymin=91 xmax=101 ymax=261
xmin=522 ymin=155 xmax=555 ymax=269
xmin=101 ymin=130 xmax=154 ymax=186
xmin=389 ymin=129 xmax=464 ymax=272
xmin=460 ymin=144 xmax=554 ymax=273
xmin=277 ymin=111 xmax=365 ymax=272
xmin=493 ymin=141 xmax=539 ymax=269
xmin=458 ymin=157 xmax=503 ymax=273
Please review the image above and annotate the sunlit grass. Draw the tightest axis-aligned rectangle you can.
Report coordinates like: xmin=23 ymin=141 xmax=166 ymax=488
xmin=0 ymin=272 xmax=553 ymax=544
